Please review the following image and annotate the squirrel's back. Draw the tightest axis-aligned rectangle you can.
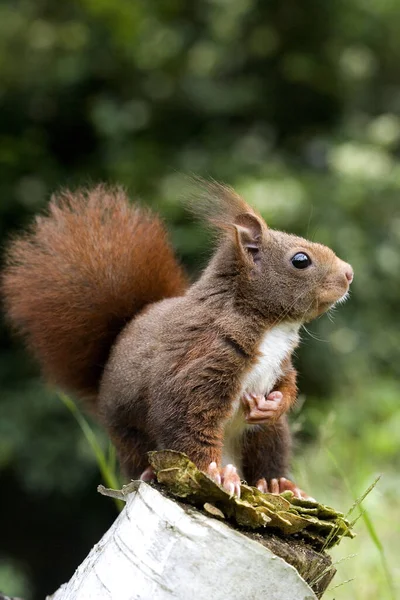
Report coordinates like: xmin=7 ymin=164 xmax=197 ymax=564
xmin=2 ymin=185 xmax=187 ymax=406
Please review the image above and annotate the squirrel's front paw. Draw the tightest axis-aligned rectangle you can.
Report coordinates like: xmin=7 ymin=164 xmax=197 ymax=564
xmin=207 ymin=462 xmax=241 ymax=498
xmin=255 ymin=476 xmax=313 ymax=500
xmin=242 ymin=391 xmax=284 ymax=424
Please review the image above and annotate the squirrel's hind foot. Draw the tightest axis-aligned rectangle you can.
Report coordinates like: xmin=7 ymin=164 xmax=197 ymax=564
xmin=256 ymin=476 xmax=313 ymax=500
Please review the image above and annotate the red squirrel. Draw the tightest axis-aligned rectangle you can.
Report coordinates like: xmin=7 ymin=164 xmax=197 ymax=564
xmin=2 ymin=181 xmax=353 ymax=498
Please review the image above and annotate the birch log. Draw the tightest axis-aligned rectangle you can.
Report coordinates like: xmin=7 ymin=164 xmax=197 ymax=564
xmin=49 ymin=482 xmax=322 ymax=600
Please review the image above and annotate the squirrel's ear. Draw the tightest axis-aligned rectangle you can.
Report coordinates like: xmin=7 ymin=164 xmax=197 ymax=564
xmin=233 ymin=212 xmax=265 ymax=264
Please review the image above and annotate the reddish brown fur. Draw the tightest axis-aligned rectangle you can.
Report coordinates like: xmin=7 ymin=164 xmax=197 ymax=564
xmin=273 ymin=359 xmax=298 ymax=419
xmin=2 ymin=181 xmax=352 ymax=492
xmin=2 ymin=186 xmax=187 ymax=405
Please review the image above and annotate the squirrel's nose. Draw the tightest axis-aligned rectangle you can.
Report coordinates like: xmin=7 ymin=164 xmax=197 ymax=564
xmin=345 ymin=266 xmax=354 ymax=284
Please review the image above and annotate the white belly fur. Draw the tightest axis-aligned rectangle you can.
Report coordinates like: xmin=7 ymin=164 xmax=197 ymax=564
xmin=221 ymin=322 xmax=300 ymax=474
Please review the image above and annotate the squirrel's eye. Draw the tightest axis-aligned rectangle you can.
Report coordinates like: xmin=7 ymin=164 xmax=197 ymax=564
xmin=291 ymin=252 xmax=312 ymax=269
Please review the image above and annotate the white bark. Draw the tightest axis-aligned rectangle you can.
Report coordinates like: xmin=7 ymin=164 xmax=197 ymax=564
xmin=49 ymin=482 xmax=317 ymax=600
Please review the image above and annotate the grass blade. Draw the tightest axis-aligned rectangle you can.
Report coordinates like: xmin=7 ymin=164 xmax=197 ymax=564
xmin=325 ymin=448 xmax=396 ymax=600
xmin=59 ymin=392 xmax=123 ymax=511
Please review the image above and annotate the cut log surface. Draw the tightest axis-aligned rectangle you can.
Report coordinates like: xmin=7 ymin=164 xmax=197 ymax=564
xmin=49 ymin=482 xmax=318 ymax=600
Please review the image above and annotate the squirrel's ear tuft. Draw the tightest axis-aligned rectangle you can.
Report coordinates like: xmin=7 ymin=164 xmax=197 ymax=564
xmin=234 ymin=212 xmax=264 ymax=264
xmin=186 ymin=177 xmax=265 ymax=231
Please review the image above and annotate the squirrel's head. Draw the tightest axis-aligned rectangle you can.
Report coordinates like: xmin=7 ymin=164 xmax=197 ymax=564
xmin=232 ymin=213 xmax=353 ymax=322
xmin=190 ymin=180 xmax=353 ymax=324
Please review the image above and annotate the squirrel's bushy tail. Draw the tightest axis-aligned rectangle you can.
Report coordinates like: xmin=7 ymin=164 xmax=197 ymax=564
xmin=2 ymin=185 xmax=187 ymax=406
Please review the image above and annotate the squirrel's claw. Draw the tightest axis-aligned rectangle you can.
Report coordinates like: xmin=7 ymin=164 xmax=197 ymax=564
xmin=207 ymin=462 xmax=241 ymax=498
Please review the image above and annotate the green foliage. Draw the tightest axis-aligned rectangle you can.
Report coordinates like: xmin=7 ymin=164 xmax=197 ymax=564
xmin=0 ymin=559 xmax=30 ymax=600
xmin=293 ymin=387 xmax=399 ymax=599
xmin=0 ymin=0 xmax=399 ymax=598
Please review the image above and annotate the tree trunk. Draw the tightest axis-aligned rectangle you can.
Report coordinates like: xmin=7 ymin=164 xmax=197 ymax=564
xmin=48 ymin=482 xmax=334 ymax=600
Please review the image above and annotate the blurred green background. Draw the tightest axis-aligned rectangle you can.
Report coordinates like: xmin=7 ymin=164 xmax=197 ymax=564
xmin=0 ymin=0 xmax=399 ymax=598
